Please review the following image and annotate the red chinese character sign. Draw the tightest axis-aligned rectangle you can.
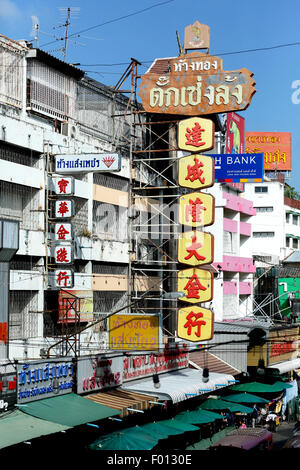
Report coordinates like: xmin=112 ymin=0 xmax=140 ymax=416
xmin=178 ymin=154 xmax=215 ymax=190
xmin=53 ymin=176 xmax=74 ymax=195
xmin=177 ymin=306 xmax=214 ymax=342
xmin=54 ymin=269 xmax=73 ymax=288
xmin=178 ymin=118 xmax=215 ymax=154
xmin=55 ymin=200 xmax=73 ymax=219
xmin=178 ymin=230 xmax=214 ymax=266
xmin=179 ymin=192 xmax=215 ymax=227
xmin=55 ymin=223 xmax=72 ymax=241
xmin=177 ymin=268 xmax=213 ymax=304
xmin=54 ymin=244 xmax=73 ymax=264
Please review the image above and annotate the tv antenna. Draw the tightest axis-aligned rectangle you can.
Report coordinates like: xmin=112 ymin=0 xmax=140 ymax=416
xmin=53 ymin=6 xmax=80 ymax=61
xmin=31 ymin=15 xmax=40 ymax=48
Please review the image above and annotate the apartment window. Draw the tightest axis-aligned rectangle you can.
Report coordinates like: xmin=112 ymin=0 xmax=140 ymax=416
xmin=253 ymin=232 xmax=275 ymax=238
xmin=255 ymin=207 xmax=273 ymax=213
xmin=293 ymin=238 xmax=299 ymax=249
xmin=286 ymin=213 xmax=290 ymax=223
xmin=286 ymin=237 xmax=290 ymax=247
xmin=254 ymin=186 xmax=268 ymax=193
xmin=293 ymin=214 xmax=299 ymax=225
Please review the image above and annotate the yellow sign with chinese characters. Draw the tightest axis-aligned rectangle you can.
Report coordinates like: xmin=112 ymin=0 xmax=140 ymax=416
xmin=179 ymin=192 xmax=215 ymax=227
xmin=178 ymin=117 xmax=215 ymax=153
xmin=177 ymin=305 xmax=214 ymax=342
xmin=178 ymin=154 xmax=215 ymax=190
xmin=178 ymin=230 xmax=214 ymax=266
xmin=177 ymin=267 xmax=213 ymax=304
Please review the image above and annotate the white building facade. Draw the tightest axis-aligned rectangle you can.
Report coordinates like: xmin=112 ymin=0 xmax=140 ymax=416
xmin=0 ymin=36 xmax=154 ymax=361
xmin=243 ymin=179 xmax=300 ymax=266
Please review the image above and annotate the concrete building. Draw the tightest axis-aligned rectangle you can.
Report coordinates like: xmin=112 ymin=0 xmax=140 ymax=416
xmin=243 ymin=178 xmax=300 ymax=267
xmin=0 ymin=35 xmax=156 ymax=360
xmin=201 ymin=183 xmax=256 ymax=321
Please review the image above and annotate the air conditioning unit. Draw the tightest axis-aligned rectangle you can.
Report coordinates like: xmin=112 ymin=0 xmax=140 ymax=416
xmin=61 ymin=123 xmax=77 ymax=139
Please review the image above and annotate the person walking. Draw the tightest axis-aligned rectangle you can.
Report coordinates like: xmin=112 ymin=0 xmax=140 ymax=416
xmin=251 ymin=404 xmax=258 ymax=428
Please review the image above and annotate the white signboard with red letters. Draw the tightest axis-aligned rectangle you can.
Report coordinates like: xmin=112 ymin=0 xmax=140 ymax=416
xmin=55 ymin=200 xmax=74 ymax=219
xmin=54 ymin=243 xmax=73 ymax=264
xmin=54 ymin=269 xmax=74 ymax=288
xmin=55 ymin=223 xmax=73 ymax=241
xmin=53 ymin=176 xmax=74 ymax=195
xmin=77 ymin=355 xmax=124 ymax=394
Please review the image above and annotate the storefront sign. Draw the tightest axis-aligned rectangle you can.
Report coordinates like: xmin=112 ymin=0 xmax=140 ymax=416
xmin=52 ymin=176 xmax=74 ymax=195
xmin=184 ymin=21 xmax=210 ymax=51
xmin=0 ymin=372 xmax=17 ymax=412
xmin=58 ymin=290 xmax=93 ymax=323
xmin=55 ymin=223 xmax=73 ymax=241
xmin=17 ymin=360 xmax=74 ymax=403
xmin=54 ymin=243 xmax=73 ymax=264
xmin=177 ymin=305 xmax=214 ymax=342
xmin=108 ymin=314 xmax=160 ymax=350
xmin=55 ymin=200 xmax=74 ymax=219
xmin=210 ymin=153 xmax=264 ymax=182
xmin=178 ymin=118 xmax=215 ymax=153
xmin=55 ymin=153 xmax=122 ymax=174
xmin=139 ymin=67 xmax=256 ymax=116
xmin=177 ymin=268 xmax=213 ymax=304
xmin=245 ymin=131 xmax=292 ymax=171
xmin=178 ymin=230 xmax=214 ymax=266
xmin=179 ymin=192 xmax=215 ymax=227
xmin=226 ymin=112 xmax=245 ymax=154
xmin=123 ymin=346 xmax=189 ymax=381
xmin=77 ymin=355 xmax=123 ymax=394
xmin=54 ymin=269 xmax=74 ymax=288
xmin=178 ymin=153 xmax=215 ymax=189
xmin=269 ymin=328 xmax=299 ymax=364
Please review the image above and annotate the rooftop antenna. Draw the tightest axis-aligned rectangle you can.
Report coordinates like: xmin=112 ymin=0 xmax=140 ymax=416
xmin=53 ymin=6 xmax=80 ymax=61
xmin=31 ymin=16 xmax=40 ymax=48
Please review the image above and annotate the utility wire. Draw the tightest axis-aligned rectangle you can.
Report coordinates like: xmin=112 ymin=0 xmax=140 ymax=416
xmin=39 ymin=0 xmax=176 ymax=49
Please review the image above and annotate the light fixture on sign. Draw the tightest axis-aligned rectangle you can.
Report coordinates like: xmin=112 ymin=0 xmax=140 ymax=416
xmin=153 ymin=373 xmax=160 ymax=389
xmin=53 ymin=378 xmax=59 ymax=394
xmin=202 ymin=367 xmax=209 ymax=383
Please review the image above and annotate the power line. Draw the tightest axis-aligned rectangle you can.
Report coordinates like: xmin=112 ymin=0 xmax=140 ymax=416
xmin=39 ymin=0 xmax=176 ymax=49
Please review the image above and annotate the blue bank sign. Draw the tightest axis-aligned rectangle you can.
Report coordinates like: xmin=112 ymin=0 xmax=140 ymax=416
xmin=209 ymin=153 xmax=264 ymax=182
xmin=17 ymin=360 xmax=74 ymax=403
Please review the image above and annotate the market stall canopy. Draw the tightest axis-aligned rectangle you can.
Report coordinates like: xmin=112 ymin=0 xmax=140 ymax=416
xmin=175 ymin=408 xmax=224 ymax=424
xmin=223 ymin=392 xmax=269 ymax=404
xmin=121 ymin=368 xmax=235 ymax=404
xmin=198 ymin=398 xmax=253 ymax=413
xmin=89 ymin=427 xmax=159 ymax=451
xmin=229 ymin=381 xmax=293 ymax=394
xmin=158 ymin=418 xmax=200 ymax=433
xmin=20 ymin=393 xmax=119 ymax=427
xmin=0 ymin=409 xmax=71 ymax=450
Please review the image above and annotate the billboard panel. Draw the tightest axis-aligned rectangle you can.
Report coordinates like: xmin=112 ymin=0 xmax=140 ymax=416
xmin=226 ymin=112 xmax=245 ymax=154
xmin=108 ymin=314 xmax=160 ymax=350
xmin=209 ymin=153 xmax=264 ymax=182
xmin=58 ymin=290 xmax=93 ymax=323
xmin=245 ymin=131 xmax=292 ymax=171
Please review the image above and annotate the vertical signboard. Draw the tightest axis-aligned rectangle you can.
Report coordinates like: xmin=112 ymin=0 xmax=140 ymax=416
xmin=176 ymin=119 xmax=215 ymax=342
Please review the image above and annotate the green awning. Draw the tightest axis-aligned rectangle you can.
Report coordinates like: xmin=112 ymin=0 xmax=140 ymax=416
xmin=159 ymin=419 xmax=200 ymax=433
xmin=175 ymin=409 xmax=223 ymax=424
xmin=229 ymin=381 xmax=292 ymax=394
xmin=0 ymin=409 xmax=71 ymax=449
xmin=89 ymin=427 xmax=159 ymax=451
xmin=199 ymin=398 xmax=253 ymax=414
xmin=140 ymin=421 xmax=190 ymax=437
xmin=223 ymin=392 xmax=269 ymax=404
xmin=20 ymin=393 xmax=119 ymax=427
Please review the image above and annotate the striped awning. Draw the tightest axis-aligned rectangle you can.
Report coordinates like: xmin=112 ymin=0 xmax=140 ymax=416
xmin=121 ymin=368 xmax=236 ymax=404
xmin=84 ymin=389 xmax=158 ymax=417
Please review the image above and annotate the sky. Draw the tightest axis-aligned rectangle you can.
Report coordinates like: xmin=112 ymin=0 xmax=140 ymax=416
xmin=0 ymin=0 xmax=299 ymax=191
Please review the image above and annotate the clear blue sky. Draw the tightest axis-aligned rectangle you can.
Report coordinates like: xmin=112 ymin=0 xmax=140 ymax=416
xmin=1 ymin=0 xmax=299 ymax=191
